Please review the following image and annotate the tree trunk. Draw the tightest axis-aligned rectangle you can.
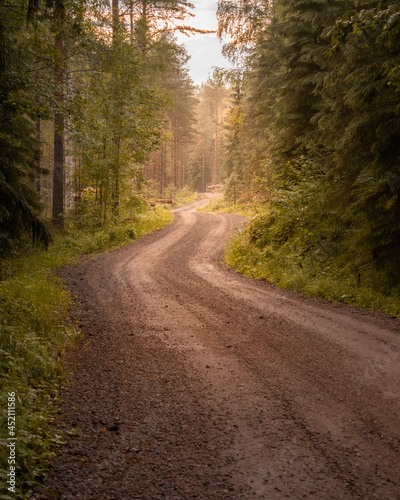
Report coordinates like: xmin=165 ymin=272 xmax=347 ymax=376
xmin=52 ymin=34 xmax=64 ymax=229
xmin=202 ymin=142 xmax=205 ymax=192
xmin=139 ymin=0 xmax=148 ymax=56
xmin=111 ymin=0 xmax=120 ymax=218
xmin=214 ymin=103 xmax=219 ymax=185
xmin=130 ymin=1 xmax=134 ymax=44
xmin=35 ymin=118 xmax=41 ymax=192
xmin=112 ymin=0 xmax=119 ymax=32
xmin=112 ymin=143 xmax=120 ymax=217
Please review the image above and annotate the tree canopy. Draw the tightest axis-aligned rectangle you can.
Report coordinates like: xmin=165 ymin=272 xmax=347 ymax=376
xmin=217 ymin=0 xmax=400 ymax=287
xmin=2 ymin=0 xmax=400 ymax=292
xmin=0 ymin=0 xmax=202 ymax=252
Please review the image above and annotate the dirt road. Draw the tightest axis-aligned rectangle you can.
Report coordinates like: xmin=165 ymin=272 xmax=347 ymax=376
xmin=45 ymin=199 xmax=400 ymax=499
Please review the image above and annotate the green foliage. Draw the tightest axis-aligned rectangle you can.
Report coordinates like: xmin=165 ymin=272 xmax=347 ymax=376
xmin=1 ymin=0 xmax=183 ymax=244
xmin=126 ymin=0 xmax=198 ymax=57
xmin=164 ymin=182 xmax=177 ymax=200
xmin=0 ymin=2 xmax=52 ymax=254
xmin=0 ymin=269 xmax=71 ymax=498
xmin=218 ymin=0 xmax=400 ymax=309
xmin=226 ymin=227 xmax=400 ymax=317
xmin=0 ymin=206 xmax=173 ymax=498
xmin=225 ymin=155 xmax=400 ymax=317
xmin=60 ymin=206 xmax=173 ymax=255
xmin=198 ymin=197 xmax=257 ymax=218
xmin=173 ymin=186 xmax=197 ymax=207
xmin=318 ymin=1 xmax=400 ymax=275
xmin=69 ymin=22 xmax=167 ymax=222
xmin=140 ymin=36 xmax=198 ymax=195
xmin=223 ymin=73 xmax=246 ymax=179
xmin=224 ymin=173 xmax=246 ymax=203
xmin=217 ymin=0 xmax=272 ymax=63
xmin=186 ymin=73 xmax=231 ymax=191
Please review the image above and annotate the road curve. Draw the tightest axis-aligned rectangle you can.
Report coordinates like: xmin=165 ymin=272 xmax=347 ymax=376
xmin=45 ymin=203 xmax=400 ymax=499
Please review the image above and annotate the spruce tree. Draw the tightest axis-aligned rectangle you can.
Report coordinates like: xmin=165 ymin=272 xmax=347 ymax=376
xmin=0 ymin=2 xmax=51 ymax=254
xmin=319 ymin=1 xmax=400 ymax=274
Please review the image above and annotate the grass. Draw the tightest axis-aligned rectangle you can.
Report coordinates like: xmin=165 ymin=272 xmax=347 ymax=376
xmin=225 ymin=226 xmax=400 ymax=318
xmin=146 ymin=186 xmax=198 ymax=209
xmin=205 ymin=175 xmax=400 ymax=318
xmin=197 ymin=198 xmax=258 ymax=218
xmin=173 ymin=187 xmax=198 ymax=208
xmin=0 ymin=206 xmax=173 ymax=499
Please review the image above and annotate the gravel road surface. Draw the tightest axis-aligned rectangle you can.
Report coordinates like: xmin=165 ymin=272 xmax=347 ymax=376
xmin=43 ymin=198 xmax=400 ymax=499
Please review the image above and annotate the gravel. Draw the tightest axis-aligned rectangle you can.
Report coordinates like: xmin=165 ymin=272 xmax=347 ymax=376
xmin=40 ymin=199 xmax=400 ymax=499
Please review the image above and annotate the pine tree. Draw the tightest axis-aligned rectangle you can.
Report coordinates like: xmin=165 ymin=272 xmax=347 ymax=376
xmin=70 ymin=28 xmax=165 ymax=223
xmin=223 ymin=70 xmax=245 ymax=178
xmin=0 ymin=1 xmax=51 ymax=254
xmin=318 ymin=1 xmax=400 ymax=274
xmin=121 ymin=0 xmax=197 ymax=56
xmin=219 ymin=0 xmax=344 ymax=181
xmin=142 ymin=37 xmax=197 ymax=194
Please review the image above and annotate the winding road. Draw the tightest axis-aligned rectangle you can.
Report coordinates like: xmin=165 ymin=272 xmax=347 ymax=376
xmin=45 ymin=197 xmax=400 ymax=499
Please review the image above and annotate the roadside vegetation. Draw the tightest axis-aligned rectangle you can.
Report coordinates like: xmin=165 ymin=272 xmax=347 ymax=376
xmin=144 ymin=184 xmax=199 ymax=208
xmin=172 ymin=187 xmax=199 ymax=208
xmin=202 ymin=182 xmax=400 ymax=316
xmin=219 ymin=158 xmax=400 ymax=316
xmin=201 ymin=189 xmax=400 ymax=318
xmin=226 ymin=226 xmax=400 ymax=317
xmin=198 ymin=197 xmax=256 ymax=219
xmin=210 ymin=0 xmax=400 ymax=319
xmin=2 ymin=0 xmax=400 ymax=493
xmin=0 ymin=205 xmax=173 ymax=498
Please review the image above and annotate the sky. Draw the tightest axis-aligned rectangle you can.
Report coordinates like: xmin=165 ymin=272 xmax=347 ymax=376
xmin=176 ymin=0 xmax=231 ymax=85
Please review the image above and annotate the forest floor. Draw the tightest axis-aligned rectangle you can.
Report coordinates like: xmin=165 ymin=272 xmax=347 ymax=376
xmin=40 ymin=195 xmax=400 ymax=499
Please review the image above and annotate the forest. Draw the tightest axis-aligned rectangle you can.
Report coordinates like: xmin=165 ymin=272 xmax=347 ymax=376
xmin=1 ymin=0 xmax=400 ymax=300
xmin=1 ymin=0 xmax=400 ymax=495
xmin=0 ymin=0 xmax=236 ymax=252
xmin=216 ymin=0 xmax=400 ymax=312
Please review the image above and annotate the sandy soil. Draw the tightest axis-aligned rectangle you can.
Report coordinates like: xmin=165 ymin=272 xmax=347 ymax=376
xmin=41 ymin=197 xmax=400 ymax=499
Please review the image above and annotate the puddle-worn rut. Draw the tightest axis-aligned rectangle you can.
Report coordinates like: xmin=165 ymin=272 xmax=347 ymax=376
xmin=42 ymin=200 xmax=400 ymax=499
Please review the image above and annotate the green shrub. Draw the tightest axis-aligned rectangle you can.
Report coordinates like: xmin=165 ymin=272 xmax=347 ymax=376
xmin=173 ymin=186 xmax=198 ymax=207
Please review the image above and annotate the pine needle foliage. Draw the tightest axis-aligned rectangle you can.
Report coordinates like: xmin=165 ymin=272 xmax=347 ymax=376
xmin=225 ymin=156 xmax=400 ymax=316
xmin=319 ymin=2 xmax=400 ymax=277
xmin=218 ymin=0 xmax=400 ymax=305
xmin=0 ymin=5 xmax=51 ymax=255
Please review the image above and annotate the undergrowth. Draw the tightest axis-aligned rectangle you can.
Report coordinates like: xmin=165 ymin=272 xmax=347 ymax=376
xmin=0 ymin=206 xmax=173 ymax=499
xmin=222 ymin=157 xmax=400 ymax=317
xmin=173 ymin=186 xmax=198 ymax=208
xmin=197 ymin=198 xmax=257 ymax=218
xmin=144 ymin=184 xmax=198 ymax=208
xmin=225 ymin=228 xmax=400 ymax=317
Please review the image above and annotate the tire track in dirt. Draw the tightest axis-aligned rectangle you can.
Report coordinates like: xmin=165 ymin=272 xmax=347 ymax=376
xmin=43 ymin=200 xmax=400 ymax=499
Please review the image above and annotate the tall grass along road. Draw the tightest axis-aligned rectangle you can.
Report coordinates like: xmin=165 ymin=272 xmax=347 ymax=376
xmin=43 ymin=200 xmax=400 ymax=499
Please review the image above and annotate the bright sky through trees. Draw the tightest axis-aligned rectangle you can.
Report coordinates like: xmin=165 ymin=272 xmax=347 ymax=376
xmin=176 ymin=0 xmax=230 ymax=85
